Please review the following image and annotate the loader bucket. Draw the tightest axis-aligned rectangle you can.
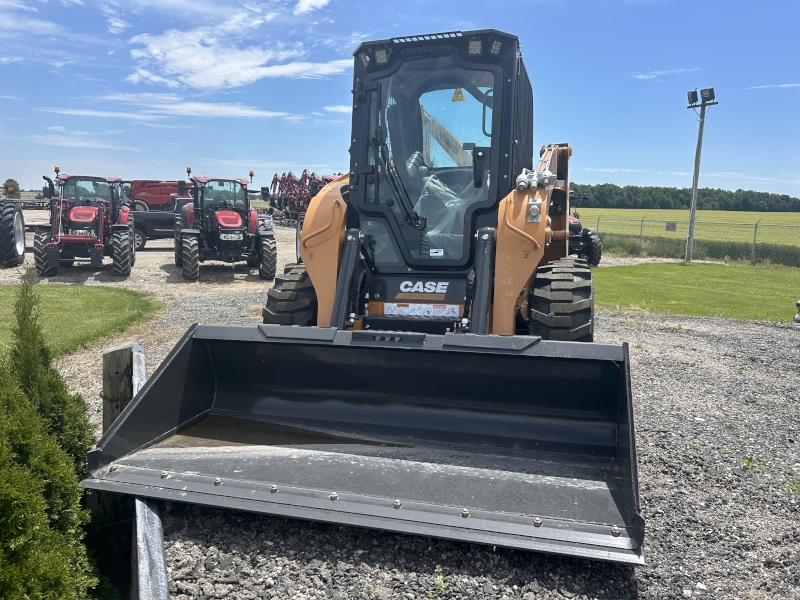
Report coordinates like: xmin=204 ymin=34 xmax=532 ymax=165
xmin=83 ymin=324 xmax=644 ymax=565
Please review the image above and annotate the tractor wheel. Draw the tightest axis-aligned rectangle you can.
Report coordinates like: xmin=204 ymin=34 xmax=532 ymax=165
xmin=181 ymin=235 xmax=200 ymax=280
xmin=295 ymin=212 xmax=305 ymax=264
xmin=133 ymin=200 xmax=149 ymax=212
xmin=258 ymin=237 xmax=277 ymax=280
xmin=129 ymin=220 xmax=137 ymax=267
xmin=579 ymin=230 xmax=602 ymax=267
xmin=112 ymin=229 xmax=132 ymax=277
xmin=0 ymin=201 xmax=25 ymax=267
xmin=529 ymin=257 xmax=593 ymax=342
xmin=283 ymin=263 xmax=302 ymax=274
xmin=34 ymin=230 xmax=58 ymax=276
xmin=134 ymin=227 xmax=147 ymax=252
xmin=174 ymin=214 xmax=183 ymax=267
xmin=262 ymin=265 xmax=317 ymax=325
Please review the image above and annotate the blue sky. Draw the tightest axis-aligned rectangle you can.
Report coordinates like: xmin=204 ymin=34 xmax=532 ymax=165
xmin=1 ymin=0 xmax=798 ymax=197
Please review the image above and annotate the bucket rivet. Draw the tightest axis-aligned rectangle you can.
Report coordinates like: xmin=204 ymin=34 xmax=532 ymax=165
xmin=271 ymin=485 xmax=278 ymax=493
xmin=160 ymin=471 xmax=168 ymax=479
xmin=214 ymin=478 xmax=222 ymax=486
xmin=393 ymin=499 xmax=402 ymax=509
xmin=109 ymin=464 xmax=118 ymax=472
xmin=533 ymin=517 xmax=543 ymax=527
xmin=330 ymin=492 xmax=338 ymax=500
xmin=611 ymin=526 xmax=621 ymax=537
xmin=461 ymin=508 xmax=470 ymax=518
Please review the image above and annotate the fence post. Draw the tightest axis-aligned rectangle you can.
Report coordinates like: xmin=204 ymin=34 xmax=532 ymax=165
xmin=102 ymin=340 xmax=147 ymax=433
xmin=750 ymin=219 xmax=761 ymax=267
xmin=638 ymin=215 xmax=646 ymax=255
xmin=596 ymin=215 xmax=602 ymax=234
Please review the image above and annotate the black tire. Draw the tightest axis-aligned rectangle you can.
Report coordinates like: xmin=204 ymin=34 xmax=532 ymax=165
xmin=112 ymin=230 xmax=132 ymax=277
xmin=262 ymin=265 xmax=317 ymax=325
xmin=283 ymin=262 xmax=303 ymax=274
xmin=174 ymin=213 xmax=183 ymax=267
xmin=295 ymin=212 xmax=305 ymax=264
xmin=0 ymin=201 xmax=25 ymax=267
xmin=579 ymin=230 xmax=602 ymax=267
xmin=134 ymin=227 xmax=147 ymax=252
xmin=181 ymin=235 xmax=199 ymax=280
xmin=529 ymin=257 xmax=593 ymax=342
xmin=34 ymin=230 xmax=58 ymax=276
xmin=129 ymin=220 xmax=137 ymax=266
xmin=258 ymin=237 xmax=277 ymax=280
xmin=133 ymin=200 xmax=149 ymax=212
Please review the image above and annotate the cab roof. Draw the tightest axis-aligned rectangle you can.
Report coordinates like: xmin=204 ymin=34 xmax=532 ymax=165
xmin=192 ymin=176 xmax=249 ymax=185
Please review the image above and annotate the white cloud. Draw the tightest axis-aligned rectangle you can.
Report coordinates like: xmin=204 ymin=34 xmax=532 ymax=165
xmin=631 ymin=67 xmax=699 ymax=80
xmin=23 ymin=135 xmax=135 ymax=150
xmin=294 ymin=0 xmax=329 ymax=15
xmin=36 ymin=108 xmax=164 ymax=121
xmin=126 ymin=10 xmax=350 ymax=90
xmin=46 ymin=125 xmax=66 ymax=131
xmin=0 ymin=94 xmax=22 ymax=99
xmin=100 ymin=6 xmax=130 ymax=35
xmin=98 ymin=93 xmax=293 ymax=119
xmin=749 ymin=83 xmax=800 ymax=89
xmin=323 ymin=105 xmax=351 ymax=113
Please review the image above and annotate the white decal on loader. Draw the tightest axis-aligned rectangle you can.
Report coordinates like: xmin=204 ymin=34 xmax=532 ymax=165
xmin=400 ymin=281 xmax=449 ymax=294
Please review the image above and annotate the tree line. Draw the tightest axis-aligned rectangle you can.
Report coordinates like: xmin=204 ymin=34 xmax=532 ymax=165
xmin=569 ymin=183 xmax=800 ymax=212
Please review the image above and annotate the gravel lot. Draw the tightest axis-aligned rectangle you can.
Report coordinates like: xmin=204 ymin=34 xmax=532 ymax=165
xmin=4 ymin=211 xmax=800 ymax=599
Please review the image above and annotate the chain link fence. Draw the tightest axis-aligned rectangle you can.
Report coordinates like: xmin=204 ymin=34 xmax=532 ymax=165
xmin=591 ymin=216 xmax=800 ymax=268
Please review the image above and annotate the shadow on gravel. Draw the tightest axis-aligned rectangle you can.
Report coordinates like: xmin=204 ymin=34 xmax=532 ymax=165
xmin=35 ymin=265 xmax=128 ymax=284
xmin=163 ymin=503 xmax=641 ymax=600
xmin=158 ymin=262 xmax=268 ymax=285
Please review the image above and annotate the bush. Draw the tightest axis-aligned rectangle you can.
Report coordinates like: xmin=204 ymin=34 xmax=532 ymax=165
xmin=0 ymin=268 xmax=98 ymax=599
xmin=10 ymin=269 xmax=95 ymax=478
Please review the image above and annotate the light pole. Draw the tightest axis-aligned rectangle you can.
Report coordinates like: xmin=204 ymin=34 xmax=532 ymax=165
xmin=685 ymin=88 xmax=718 ymax=262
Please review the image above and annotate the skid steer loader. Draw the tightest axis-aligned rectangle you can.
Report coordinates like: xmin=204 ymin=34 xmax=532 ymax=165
xmin=82 ymin=29 xmax=644 ymax=565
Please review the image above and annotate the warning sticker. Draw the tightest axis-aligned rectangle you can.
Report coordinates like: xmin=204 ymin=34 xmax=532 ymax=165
xmin=384 ymin=303 xmax=460 ymax=318
xmin=451 ymin=87 xmax=465 ymax=102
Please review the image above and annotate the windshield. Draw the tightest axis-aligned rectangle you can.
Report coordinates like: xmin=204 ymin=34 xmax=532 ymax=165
xmin=60 ymin=178 xmax=111 ymax=204
xmin=366 ymin=55 xmax=495 ymax=262
xmin=203 ymin=180 xmax=246 ymax=210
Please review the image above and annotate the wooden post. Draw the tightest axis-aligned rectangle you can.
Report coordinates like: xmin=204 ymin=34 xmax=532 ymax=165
xmin=103 ymin=340 xmax=147 ymax=433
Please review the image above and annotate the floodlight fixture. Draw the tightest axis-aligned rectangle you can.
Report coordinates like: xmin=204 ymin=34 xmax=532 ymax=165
xmin=700 ymin=87 xmax=715 ymax=102
xmin=687 ymin=89 xmax=698 ymax=105
xmin=468 ymin=39 xmax=482 ymax=55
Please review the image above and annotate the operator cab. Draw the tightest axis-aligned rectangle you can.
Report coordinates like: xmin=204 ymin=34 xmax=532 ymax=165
xmin=59 ymin=177 xmax=111 ymax=206
xmin=351 ymin=30 xmax=532 ymax=272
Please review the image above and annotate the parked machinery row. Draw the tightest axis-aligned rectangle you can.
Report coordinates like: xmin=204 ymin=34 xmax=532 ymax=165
xmin=1 ymin=167 xmax=277 ymax=281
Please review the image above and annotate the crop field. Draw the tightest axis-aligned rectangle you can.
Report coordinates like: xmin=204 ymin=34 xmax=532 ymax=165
xmin=571 ymin=208 xmax=800 ymax=266
xmin=574 ymin=207 xmax=800 ymax=225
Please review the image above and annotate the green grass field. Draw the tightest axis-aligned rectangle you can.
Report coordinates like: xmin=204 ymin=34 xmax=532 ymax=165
xmin=575 ymin=208 xmax=800 ymax=225
xmin=0 ymin=285 xmax=161 ymax=356
xmin=594 ymin=262 xmax=800 ymax=322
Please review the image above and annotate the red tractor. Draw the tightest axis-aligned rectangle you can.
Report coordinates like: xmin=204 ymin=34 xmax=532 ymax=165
xmin=174 ymin=168 xmax=276 ymax=281
xmin=36 ymin=167 xmax=135 ymax=277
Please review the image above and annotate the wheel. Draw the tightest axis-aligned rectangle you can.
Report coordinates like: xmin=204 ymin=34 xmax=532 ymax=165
xmin=134 ymin=227 xmax=147 ymax=252
xmin=0 ymin=201 xmax=25 ymax=267
xmin=262 ymin=265 xmax=317 ymax=325
xmin=529 ymin=257 xmax=593 ymax=342
xmin=174 ymin=213 xmax=183 ymax=267
xmin=283 ymin=263 xmax=303 ymax=274
xmin=181 ymin=235 xmax=199 ymax=280
xmin=579 ymin=230 xmax=602 ymax=267
xmin=258 ymin=237 xmax=277 ymax=280
xmin=295 ymin=212 xmax=305 ymax=264
xmin=132 ymin=200 xmax=149 ymax=212
xmin=33 ymin=230 xmax=58 ymax=276
xmin=129 ymin=220 xmax=137 ymax=266
xmin=112 ymin=229 xmax=132 ymax=276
